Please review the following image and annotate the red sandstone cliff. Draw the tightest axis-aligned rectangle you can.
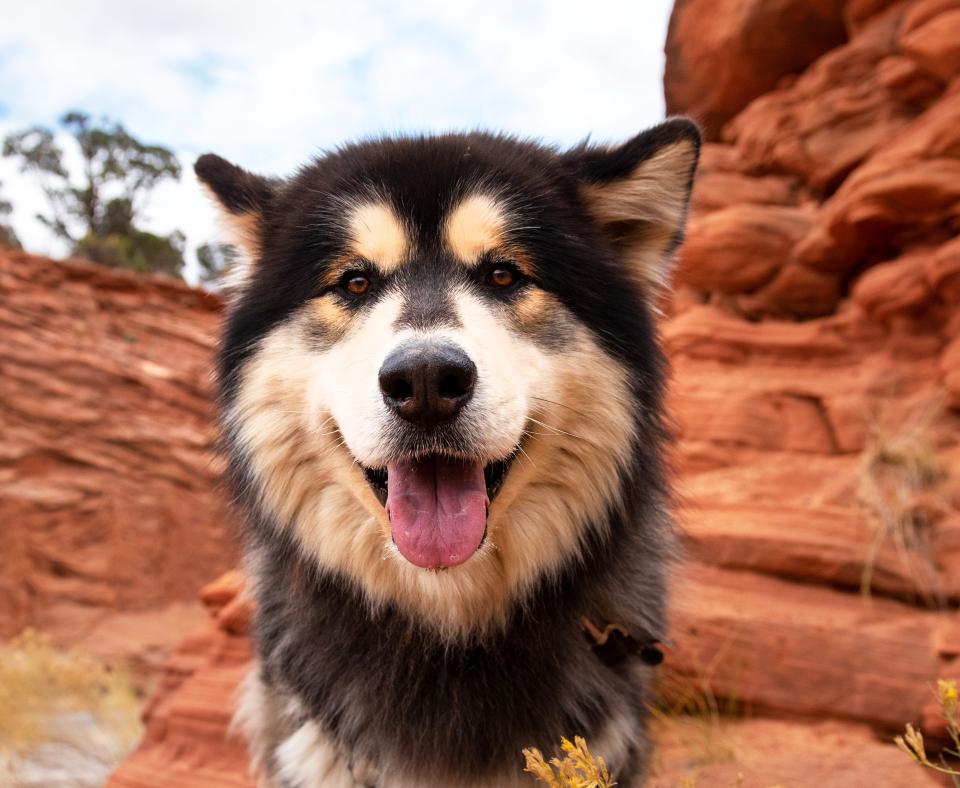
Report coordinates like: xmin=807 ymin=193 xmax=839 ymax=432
xmin=0 ymin=251 xmax=237 ymax=666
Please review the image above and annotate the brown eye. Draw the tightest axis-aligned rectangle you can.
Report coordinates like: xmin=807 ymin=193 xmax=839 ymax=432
xmin=487 ymin=266 xmax=516 ymax=288
xmin=344 ymin=274 xmax=370 ymax=295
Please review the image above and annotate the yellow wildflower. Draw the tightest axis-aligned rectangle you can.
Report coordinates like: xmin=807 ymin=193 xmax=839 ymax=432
xmin=522 ymin=736 xmax=615 ymax=788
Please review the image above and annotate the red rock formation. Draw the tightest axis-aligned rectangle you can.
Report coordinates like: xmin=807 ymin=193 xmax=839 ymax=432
xmin=108 ymin=573 xmax=254 ymax=788
xmin=0 ymin=251 xmax=237 ymax=644
xmin=724 ymin=3 xmax=945 ymax=193
xmin=668 ymin=565 xmax=957 ymax=728
xmin=664 ymin=0 xmax=847 ymax=139
xmin=661 ymin=4 xmax=960 ymax=780
xmin=651 ymin=717 xmax=941 ymax=786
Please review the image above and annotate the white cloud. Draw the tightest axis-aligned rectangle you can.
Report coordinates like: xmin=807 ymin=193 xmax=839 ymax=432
xmin=0 ymin=0 xmax=673 ymax=282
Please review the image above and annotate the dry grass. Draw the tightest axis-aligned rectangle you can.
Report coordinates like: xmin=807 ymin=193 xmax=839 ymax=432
xmin=0 ymin=629 xmax=142 ymax=787
xmin=647 ymin=626 xmax=745 ymax=777
xmin=649 ymin=666 xmax=739 ymax=770
xmin=524 ymin=736 xmax=616 ymax=787
xmin=857 ymin=400 xmax=948 ymax=603
xmin=895 ymin=678 xmax=960 ymax=785
xmin=522 ymin=657 xmax=740 ymax=788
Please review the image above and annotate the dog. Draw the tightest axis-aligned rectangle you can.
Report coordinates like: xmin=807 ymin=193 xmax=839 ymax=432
xmin=195 ymin=117 xmax=700 ymax=787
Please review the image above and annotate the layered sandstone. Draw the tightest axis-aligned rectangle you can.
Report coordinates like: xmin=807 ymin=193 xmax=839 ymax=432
xmin=108 ymin=573 xmax=254 ymax=788
xmin=659 ymin=2 xmax=960 ymax=780
xmin=664 ymin=0 xmax=847 ymax=139
xmin=0 ymin=251 xmax=236 ymax=651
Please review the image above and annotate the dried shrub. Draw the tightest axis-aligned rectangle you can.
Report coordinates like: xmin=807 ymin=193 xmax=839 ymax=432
xmin=858 ymin=400 xmax=948 ymax=602
xmin=0 ymin=629 xmax=142 ymax=786
xmin=895 ymin=679 xmax=960 ymax=785
xmin=523 ymin=736 xmax=616 ymax=788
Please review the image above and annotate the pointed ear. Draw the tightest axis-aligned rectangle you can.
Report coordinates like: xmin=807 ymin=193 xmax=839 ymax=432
xmin=565 ymin=118 xmax=700 ymax=290
xmin=195 ymin=153 xmax=276 ymax=265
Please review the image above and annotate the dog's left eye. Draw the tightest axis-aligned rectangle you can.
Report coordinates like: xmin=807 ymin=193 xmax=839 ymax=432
xmin=341 ymin=271 xmax=371 ymax=296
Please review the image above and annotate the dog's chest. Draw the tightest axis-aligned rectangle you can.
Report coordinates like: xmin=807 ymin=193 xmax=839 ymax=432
xmin=254 ymin=564 xmax=640 ymax=784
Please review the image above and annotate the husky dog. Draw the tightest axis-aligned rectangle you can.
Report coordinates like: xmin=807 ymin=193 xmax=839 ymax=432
xmin=196 ymin=117 xmax=699 ymax=788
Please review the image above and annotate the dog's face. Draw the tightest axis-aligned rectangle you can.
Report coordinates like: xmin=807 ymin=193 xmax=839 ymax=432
xmin=199 ymin=121 xmax=698 ymax=635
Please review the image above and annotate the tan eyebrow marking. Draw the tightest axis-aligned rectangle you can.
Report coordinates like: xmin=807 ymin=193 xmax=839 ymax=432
xmin=310 ymin=295 xmax=351 ymax=339
xmin=347 ymin=201 xmax=409 ymax=272
xmin=445 ymin=194 xmax=508 ymax=265
xmin=512 ymin=287 xmax=552 ymax=328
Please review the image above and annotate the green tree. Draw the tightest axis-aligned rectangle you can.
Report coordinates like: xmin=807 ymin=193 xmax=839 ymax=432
xmin=0 ymin=180 xmax=21 ymax=250
xmin=2 ymin=111 xmax=184 ymax=276
xmin=196 ymin=241 xmax=237 ymax=286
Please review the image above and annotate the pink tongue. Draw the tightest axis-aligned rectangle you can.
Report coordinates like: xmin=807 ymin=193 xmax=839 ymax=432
xmin=386 ymin=456 xmax=488 ymax=569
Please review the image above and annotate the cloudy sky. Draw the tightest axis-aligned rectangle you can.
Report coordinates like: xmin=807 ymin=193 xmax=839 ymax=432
xmin=0 ymin=0 xmax=673 ymax=282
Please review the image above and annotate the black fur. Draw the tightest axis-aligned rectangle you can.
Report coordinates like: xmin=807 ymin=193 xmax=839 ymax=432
xmin=195 ymin=153 xmax=276 ymax=216
xmin=202 ymin=120 xmax=700 ymax=786
xmin=563 ymin=117 xmax=700 ymax=187
xmin=393 ymin=261 xmax=463 ymax=330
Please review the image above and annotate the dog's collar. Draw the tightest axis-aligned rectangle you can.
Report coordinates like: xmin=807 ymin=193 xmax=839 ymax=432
xmin=580 ymin=617 xmax=664 ymax=668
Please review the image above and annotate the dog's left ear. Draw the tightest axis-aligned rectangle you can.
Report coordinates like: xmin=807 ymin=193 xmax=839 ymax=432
xmin=565 ymin=118 xmax=701 ymax=290
xmin=195 ymin=153 xmax=277 ymax=289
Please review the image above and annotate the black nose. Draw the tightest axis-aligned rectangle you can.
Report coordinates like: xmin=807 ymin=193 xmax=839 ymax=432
xmin=379 ymin=343 xmax=477 ymax=430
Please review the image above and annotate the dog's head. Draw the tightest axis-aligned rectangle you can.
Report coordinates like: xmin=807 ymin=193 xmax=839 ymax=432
xmin=198 ymin=121 xmax=699 ymax=635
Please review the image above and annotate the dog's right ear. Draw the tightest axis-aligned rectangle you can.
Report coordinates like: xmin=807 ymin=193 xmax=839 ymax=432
xmin=563 ymin=119 xmax=700 ymax=292
xmin=195 ymin=153 xmax=276 ymax=269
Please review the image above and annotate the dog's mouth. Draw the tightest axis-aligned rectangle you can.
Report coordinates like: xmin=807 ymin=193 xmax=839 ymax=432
xmin=362 ymin=455 xmax=514 ymax=505
xmin=362 ymin=452 xmax=516 ymax=570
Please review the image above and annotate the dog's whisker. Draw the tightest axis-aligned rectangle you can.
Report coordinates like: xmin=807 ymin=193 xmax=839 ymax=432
xmin=529 ymin=395 xmax=590 ymax=419
xmin=516 ymin=443 xmax=535 ymax=468
xmin=526 ymin=416 xmax=586 ymax=442
xmin=521 ymin=430 xmax=566 ymax=437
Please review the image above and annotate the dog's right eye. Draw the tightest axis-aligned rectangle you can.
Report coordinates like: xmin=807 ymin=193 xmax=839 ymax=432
xmin=341 ymin=271 xmax=371 ymax=296
xmin=486 ymin=267 xmax=516 ymax=288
